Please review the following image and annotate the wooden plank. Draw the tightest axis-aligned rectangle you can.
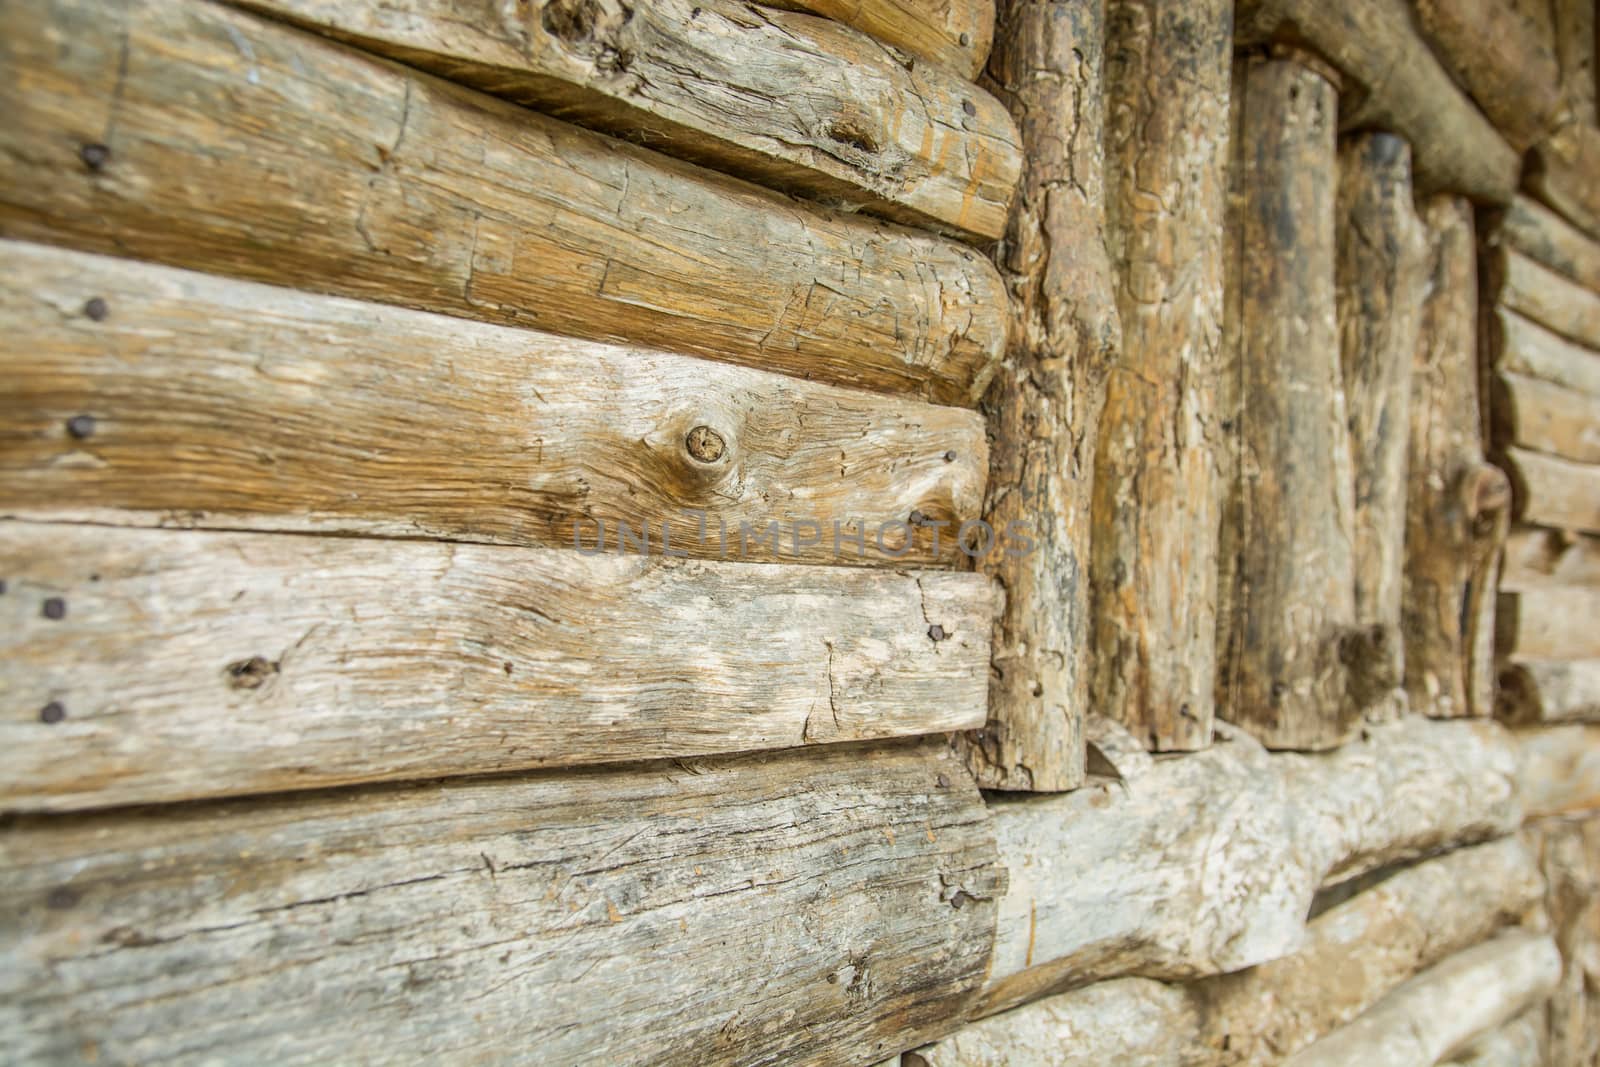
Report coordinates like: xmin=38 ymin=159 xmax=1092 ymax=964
xmin=1442 ymin=1011 xmax=1545 ymax=1067
xmin=763 ymin=0 xmax=994 ymax=80
xmin=1554 ymin=0 xmax=1599 ymax=124
xmin=1408 ymin=0 xmax=1565 ymax=151
xmin=227 ymin=0 xmax=1020 ymax=243
xmin=1089 ymin=0 xmax=1231 ymax=752
xmin=1406 ymin=197 xmax=1506 ymax=719
xmin=0 ymin=240 xmax=986 ymax=569
xmin=1497 ymin=195 xmax=1600 ymax=293
xmin=1502 ymin=446 xmax=1600 ymax=535
xmin=1498 ymin=588 xmax=1600 ymax=660
xmin=1235 ymin=0 xmax=1520 ymax=202
xmin=954 ymin=0 xmax=1118 ymax=791
xmin=1531 ymin=125 xmax=1600 ymax=244
xmin=1496 ymin=248 xmax=1600 ymax=354
xmin=979 ymin=717 xmax=1522 ymax=1016
xmin=0 ymin=521 xmax=995 ymax=811
xmin=1499 ymin=660 xmax=1600 ymax=724
xmin=1338 ymin=132 xmax=1429 ymax=720
xmin=1281 ymin=932 xmax=1561 ymax=1067
xmin=1513 ymin=724 xmax=1600 ymax=817
xmin=0 ymin=738 xmax=1004 ymax=1065
xmin=1194 ymin=837 xmax=1546 ymax=1064
xmin=1493 ymin=371 xmax=1600 ymax=464
xmin=1524 ymin=813 xmax=1600 ymax=1064
xmin=1501 ymin=524 xmax=1600 ymax=590
xmin=0 ymin=0 xmax=1008 ymax=407
xmin=1488 ymin=308 xmax=1600 ymax=398
xmin=1222 ymin=55 xmax=1373 ymax=751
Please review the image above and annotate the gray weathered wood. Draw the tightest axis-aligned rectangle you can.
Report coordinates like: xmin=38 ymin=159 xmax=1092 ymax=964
xmin=1497 ymin=195 xmax=1600 ymax=294
xmin=1493 ymin=371 xmax=1600 ymax=464
xmin=0 ymin=521 xmax=994 ymax=810
xmin=1502 ymin=447 xmax=1600 ymax=535
xmin=0 ymin=0 xmax=1007 ymax=406
xmin=1501 ymin=525 xmax=1600 ymax=590
xmin=1488 ymin=309 xmax=1600 ymax=398
xmin=0 ymin=240 xmax=985 ymax=569
xmin=1524 ymin=812 xmax=1600 ymax=1064
xmin=1494 ymin=248 xmax=1600 ymax=354
xmin=1499 ymin=660 xmax=1600 ymax=724
xmin=766 ymin=0 xmax=995 ymax=79
xmin=228 ymin=0 xmax=1022 ymax=242
xmin=1090 ymin=0 xmax=1231 ymax=752
xmin=0 ymin=738 xmax=1005 ymax=1066
xmin=1441 ymin=1010 xmax=1545 ymax=1067
xmin=1554 ymin=0 xmax=1598 ymax=124
xmin=1529 ymin=123 xmax=1600 ymax=244
xmin=1498 ymin=588 xmax=1600 ymax=660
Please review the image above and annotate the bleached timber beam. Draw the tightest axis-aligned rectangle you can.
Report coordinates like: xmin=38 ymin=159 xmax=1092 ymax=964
xmin=0 ymin=739 xmax=1005 ymax=1066
xmin=1492 ymin=250 xmax=1600 ymax=354
xmin=1495 ymin=195 xmax=1600 ymax=293
xmin=1524 ymin=813 xmax=1600 ymax=1064
xmin=0 ymin=522 xmax=994 ymax=810
xmin=765 ymin=0 xmax=995 ymax=79
xmin=1499 ymin=589 xmax=1600 ymax=660
xmin=1500 ymin=661 xmax=1600 ymax=724
xmin=1279 ymin=932 xmax=1561 ymax=1067
xmin=1513 ymin=724 xmax=1600 ymax=817
xmin=1501 ymin=526 xmax=1600 ymax=590
xmin=1500 ymin=447 xmax=1600 ymax=536
xmin=1441 ymin=1010 xmax=1546 ymax=1067
xmin=1486 ymin=310 xmax=1600 ymax=399
xmin=1492 ymin=371 xmax=1600 ymax=464
xmin=1528 ymin=124 xmax=1600 ymax=244
xmin=0 ymin=0 xmax=1008 ymax=406
xmin=227 ymin=0 xmax=1021 ymax=242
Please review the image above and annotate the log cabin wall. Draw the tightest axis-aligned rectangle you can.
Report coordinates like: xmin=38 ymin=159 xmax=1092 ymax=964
xmin=2 ymin=0 xmax=1600 ymax=1064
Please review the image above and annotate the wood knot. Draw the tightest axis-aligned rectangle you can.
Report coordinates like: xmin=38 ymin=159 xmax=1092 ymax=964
xmin=66 ymin=414 xmax=96 ymax=440
xmin=39 ymin=701 xmax=66 ymax=724
xmin=226 ymin=656 xmax=280 ymax=690
xmin=685 ymin=425 xmax=726 ymax=463
xmin=1464 ymin=464 xmax=1512 ymax=520
xmin=84 ymin=297 xmax=109 ymax=321
xmin=79 ymin=142 xmax=110 ymax=171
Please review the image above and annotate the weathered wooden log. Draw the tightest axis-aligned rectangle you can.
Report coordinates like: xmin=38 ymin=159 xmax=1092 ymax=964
xmin=0 ymin=0 xmax=1007 ymax=407
xmin=1488 ymin=309 xmax=1600 ymax=398
xmin=1528 ymin=123 xmax=1600 ymax=244
xmin=1194 ymin=837 xmax=1546 ymax=1065
xmin=1496 ymin=195 xmax=1600 ymax=293
xmin=1406 ymin=197 xmax=1506 ymax=718
xmin=905 ymin=977 xmax=1203 ymax=1067
xmin=1501 ymin=447 xmax=1600 ymax=535
xmin=1513 ymin=724 xmax=1600 ymax=817
xmin=0 ymin=521 xmax=995 ymax=810
xmin=1407 ymin=0 xmax=1565 ymax=152
xmin=1280 ymin=931 xmax=1562 ymax=1067
xmin=0 ymin=241 xmax=985 ymax=569
xmin=765 ymin=0 xmax=994 ymax=79
xmin=1524 ymin=813 xmax=1600 ymax=1064
xmin=1337 ymin=132 xmax=1429 ymax=719
xmin=1440 ymin=1010 xmax=1546 ymax=1067
xmin=1499 ymin=589 xmax=1600 ymax=660
xmin=0 ymin=738 xmax=1004 ymax=1065
xmin=1493 ymin=371 xmax=1600 ymax=464
xmin=1494 ymin=248 xmax=1600 ymax=354
xmin=1222 ymin=55 xmax=1373 ymax=750
xmin=1234 ymin=0 xmax=1520 ymax=202
xmin=1500 ymin=661 xmax=1600 ymax=724
xmin=1216 ymin=55 xmax=1249 ymax=724
xmin=1502 ymin=525 xmax=1600 ymax=589
xmin=979 ymin=717 xmax=1521 ymax=1015
xmin=227 ymin=0 xmax=1021 ymax=242
xmin=1554 ymin=0 xmax=1598 ymax=124
xmin=956 ymin=0 xmax=1119 ymax=791
xmin=1088 ymin=0 xmax=1230 ymax=752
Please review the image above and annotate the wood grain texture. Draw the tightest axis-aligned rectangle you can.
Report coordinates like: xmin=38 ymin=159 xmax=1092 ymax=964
xmin=1497 ymin=195 xmax=1600 ymax=293
xmin=1407 ymin=0 xmax=1565 ymax=151
xmin=1498 ymin=588 xmax=1600 ymax=660
xmin=955 ymin=0 xmax=1120 ymax=791
xmin=1194 ymin=837 xmax=1546 ymax=1065
xmin=228 ymin=0 xmax=1021 ymax=242
xmin=0 ymin=521 xmax=995 ymax=810
xmin=1513 ymin=724 xmax=1600 ymax=817
xmin=1280 ymin=932 xmax=1561 ymax=1067
xmin=1441 ymin=1010 xmax=1545 ymax=1067
xmin=1524 ymin=814 xmax=1600 ymax=1064
xmin=1222 ymin=56 xmax=1372 ymax=751
xmin=1406 ymin=197 xmax=1505 ymax=719
xmin=1493 ymin=371 xmax=1600 ymax=464
xmin=1337 ymin=132 xmax=1428 ymax=719
xmin=1488 ymin=309 xmax=1600 ymax=398
xmin=1495 ymin=248 xmax=1600 ymax=354
xmin=1501 ymin=525 xmax=1600 ymax=590
xmin=0 ymin=738 xmax=1004 ymax=1065
xmin=1499 ymin=660 xmax=1600 ymax=724
xmin=979 ymin=717 xmax=1522 ymax=1016
xmin=0 ymin=0 xmax=1007 ymax=406
xmin=1502 ymin=446 xmax=1600 ymax=535
xmin=1090 ymin=0 xmax=1231 ymax=752
xmin=1235 ymin=0 xmax=1520 ymax=202
xmin=764 ymin=0 xmax=995 ymax=79
xmin=1529 ymin=123 xmax=1600 ymax=245
xmin=0 ymin=240 xmax=985 ymax=569
xmin=1554 ymin=0 xmax=1598 ymax=124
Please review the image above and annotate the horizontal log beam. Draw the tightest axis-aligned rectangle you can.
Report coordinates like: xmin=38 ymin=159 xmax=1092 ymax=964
xmin=1524 ymin=811 xmax=1600 ymax=1064
xmin=1488 ymin=309 xmax=1600 ymax=398
xmin=0 ymin=0 xmax=1008 ymax=406
xmin=1501 ymin=525 xmax=1600 ymax=590
xmin=1492 ymin=371 xmax=1600 ymax=464
xmin=1280 ymin=932 xmax=1561 ymax=1066
xmin=1496 ymin=195 xmax=1600 ymax=293
xmin=0 ymin=522 xmax=994 ymax=810
xmin=0 ymin=241 xmax=986 ymax=569
xmin=1528 ymin=123 xmax=1600 ymax=243
xmin=228 ymin=0 xmax=1020 ymax=242
xmin=1441 ymin=1010 xmax=1545 ymax=1067
xmin=1235 ymin=0 xmax=1520 ymax=202
xmin=1513 ymin=723 xmax=1600 ymax=817
xmin=765 ymin=0 xmax=994 ymax=79
xmin=0 ymin=738 xmax=1004 ymax=1065
xmin=979 ymin=717 xmax=1521 ymax=1015
xmin=1500 ymin=660 xmax=1600 ymax=724
xmin=1494 ymin=249 xmax=1600 ymax=354
xmin=1501 ymin=447 xmax=1600 ymax=535
xmin=1498 ymin=589 xmax=1600 ymax=660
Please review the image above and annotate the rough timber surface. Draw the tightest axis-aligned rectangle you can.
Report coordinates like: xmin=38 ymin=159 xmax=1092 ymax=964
xmin=0 ymin=0 xmax=1007 ymax=406
xmin=765 ymin=0 xmax=995 ymax=79
xmin=1496 ymin=196 xmax=1600 ymax=293
xmin=1498 ymin=589 xmax=1600 ymax=661
xmin=1525 ymin=813 xmax=1600 ymax=1064
xmin=1513 ymin=723 xmax=1600 ymax=817
xmin=1499 ymin=660 xmax=1600 ymax=725
xmin=0 ymin=521 xmax=995 ymax=810
xmin=229 ymin=0 xmax=1021 ymax=242
xmin=1488 ymin=309 xmax=1600 ymax=398
xmin=0 ymin=241 xmax=985 ymax=569
xmin=0 ymin=738 xmax=1005 ymax=1066
xmin=1492 ymin=370 xmax=1600 ymax=464
xmin=1528 ymin=123 xmax=1600 ymax=244
xmin=1495 ymin=249 xmax=1600 ymax=354
xmin=1501 ymin=526 xmax=1600 ymax=589
xmin=1501 ymin=447 xmax=1600 ymax=535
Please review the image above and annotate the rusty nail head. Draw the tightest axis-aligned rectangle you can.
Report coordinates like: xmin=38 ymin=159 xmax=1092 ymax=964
xmin=40 ymin=701 xmax=66 ymax=724
xmin=66 ymin=414 xmax=96 ymax=439
xmin=80 ymin=143 xmax=110 ymax=170
xmin=42 ymin=597 xmax=66 ymax=620
xmin=84 ymin=297 xmax=109 ymax=321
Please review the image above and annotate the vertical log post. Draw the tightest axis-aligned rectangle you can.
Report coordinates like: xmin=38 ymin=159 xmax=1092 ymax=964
xmin=1221 ymin=53 xmax=1376 ymax=750
xmin=1406 ymin=197 xmax=1510 ymax=718
xmin=1091 ymin=0 xmax=1232 ymax=752
xmin=1336 ymin=131 xmax=1428 ymax=721
xmin=961 ymin=0 xmax=1120 ymax=790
